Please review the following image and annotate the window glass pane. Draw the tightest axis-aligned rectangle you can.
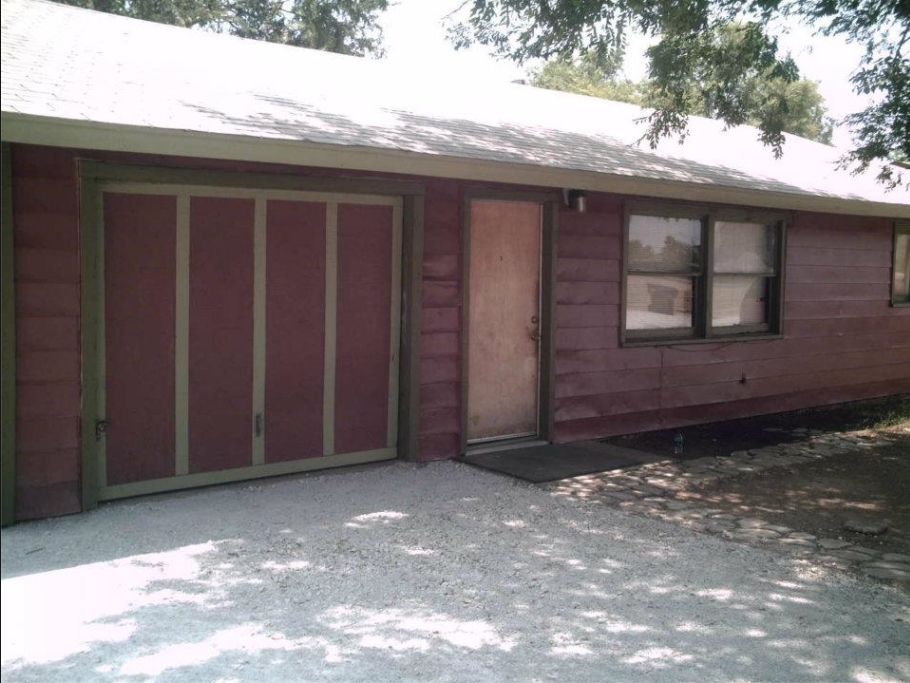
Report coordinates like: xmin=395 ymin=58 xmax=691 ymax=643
xmin=712 ymin=275 xmax=769 ymax=328
xmin=627 ymin=275 xmax=695 ymax=331
xmin=895 ymin=233 xmax=910 ymax=302
xmin=629 ymin=215 xmax=702 ymax=272
xmin=714 ymin=221 xmax=775 ymax=273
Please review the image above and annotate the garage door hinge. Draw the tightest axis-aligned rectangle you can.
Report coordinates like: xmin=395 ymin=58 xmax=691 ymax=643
xmin=95 ymin=419 xmax=109 ymax=441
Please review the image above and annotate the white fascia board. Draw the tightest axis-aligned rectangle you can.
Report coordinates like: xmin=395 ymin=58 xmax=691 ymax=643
xmin=3 ymin=112 xmax=909 ymax=219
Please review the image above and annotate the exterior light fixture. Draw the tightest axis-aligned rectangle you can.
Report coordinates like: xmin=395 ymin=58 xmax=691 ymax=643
xmin=566 ymin=189 xmax=587 ymax=213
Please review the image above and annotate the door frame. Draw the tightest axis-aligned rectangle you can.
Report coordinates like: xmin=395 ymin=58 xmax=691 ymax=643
xmin=79 ymin=160 xmax=425 ymax=510
xmin=460 ymin=187 xmax=560 ymax=454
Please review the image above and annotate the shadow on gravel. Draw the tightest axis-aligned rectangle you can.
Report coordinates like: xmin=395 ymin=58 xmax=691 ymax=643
xmin=685 ymin=432 xmax=910 ymax=559
xmin=2 ymin=462 xmax=907 ymax=682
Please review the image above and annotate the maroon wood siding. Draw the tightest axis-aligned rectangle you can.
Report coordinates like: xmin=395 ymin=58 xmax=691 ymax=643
xmin=9 ymin=142 xmax=909 ymax=520
xmin=553 ymin=202 xmax=910 ymax=442
xmin=12 ymin=146 xmax=82 ymax=519
xmin=417 ymin=179 xmax=462 ymax=460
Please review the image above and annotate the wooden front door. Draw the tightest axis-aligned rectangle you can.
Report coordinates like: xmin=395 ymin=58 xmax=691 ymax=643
xmin=467 ymin=200 xmax=542 ymax=443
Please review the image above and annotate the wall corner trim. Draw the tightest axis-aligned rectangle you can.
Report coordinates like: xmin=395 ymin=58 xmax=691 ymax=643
xmin=1 ymin=142 xmax=16 ymax=526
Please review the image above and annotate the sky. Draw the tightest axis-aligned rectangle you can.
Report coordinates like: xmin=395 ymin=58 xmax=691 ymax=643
xmin=379 ymin=0 xmax=870 ymax=149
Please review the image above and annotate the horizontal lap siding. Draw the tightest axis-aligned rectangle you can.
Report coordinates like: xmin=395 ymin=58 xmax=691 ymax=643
xmin=12 ymin=141 xmax=906 ymax=513
xmin=13 ymin=146 xmax=82 ymax=519
xmin=558 ymin=378 xmax=910 ymax=440
xmin=418 ymin=179 xmax=462 ymax=460
xmin=556 ymin=209 xmax=624 ymax=363
xmin=12 ymin=144 xmax=464 ymax=512
xmin=554 ymin=205 xmax=909 ymax=442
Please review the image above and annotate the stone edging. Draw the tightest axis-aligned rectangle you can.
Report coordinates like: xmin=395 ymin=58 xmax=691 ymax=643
xmin=542 ymin=429 xmax=910 ymax=584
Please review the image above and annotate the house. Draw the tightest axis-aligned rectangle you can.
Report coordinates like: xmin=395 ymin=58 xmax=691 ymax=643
xmin=2 ymin=0 xmax=908 ymax=525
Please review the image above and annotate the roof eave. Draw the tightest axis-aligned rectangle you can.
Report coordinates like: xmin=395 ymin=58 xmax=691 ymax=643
xmin=3 ymin=111 xmax=908 ymax=219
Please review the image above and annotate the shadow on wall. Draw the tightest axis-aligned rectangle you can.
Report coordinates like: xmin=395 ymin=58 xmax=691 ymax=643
xmin=186 ymin=96 xmax=855 ymax=201
xmin=1 ymin=462 xmax=907 ymax=682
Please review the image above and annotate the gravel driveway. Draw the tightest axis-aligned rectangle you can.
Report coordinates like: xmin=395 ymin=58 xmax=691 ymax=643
xmin=2 ymin=461 xmax=908 ymax=682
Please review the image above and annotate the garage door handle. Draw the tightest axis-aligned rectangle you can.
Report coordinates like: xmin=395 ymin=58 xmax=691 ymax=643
xmin=254 ymin=413 xmax=263 ymax=437
xmin=95 ymin=419 xmax=109 ymax=441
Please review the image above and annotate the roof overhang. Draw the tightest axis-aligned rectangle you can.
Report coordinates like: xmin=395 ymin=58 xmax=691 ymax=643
xmin=3 ymin=111 xmax=909 ymax=219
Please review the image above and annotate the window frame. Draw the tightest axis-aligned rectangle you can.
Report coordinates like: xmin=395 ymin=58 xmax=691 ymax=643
xmin=893 ymin=221 xmax=910 ymax=307
xmin=621 ymin=202 xmax=786 ymax=346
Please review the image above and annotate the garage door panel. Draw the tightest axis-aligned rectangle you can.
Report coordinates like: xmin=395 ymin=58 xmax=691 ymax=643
xmin=335 ymin=203 xmax=394 ymax=455
xmin=189 ymin=196 xmax=255 ymax=473
xmin=265 ymin=200 xmax=326 ymax=462
xmin=99 ymin=188 xmax=400 ymax=499
xmin=104 ymin=193 xmax=177 ymax=485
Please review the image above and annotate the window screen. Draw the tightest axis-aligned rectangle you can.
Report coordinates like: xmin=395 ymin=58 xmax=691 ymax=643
xmin=712 ymin=221 xmax=776 ymax=330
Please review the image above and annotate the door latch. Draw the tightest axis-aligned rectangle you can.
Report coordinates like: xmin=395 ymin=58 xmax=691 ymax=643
xmin=254 ymin=413 xmax=263 ymax=438
xmin=95 ymin=419 xmax=109 ymax=441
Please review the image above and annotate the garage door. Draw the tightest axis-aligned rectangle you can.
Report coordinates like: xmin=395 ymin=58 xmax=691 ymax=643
xmin=96 ymin=184 xmax=402 ymax=500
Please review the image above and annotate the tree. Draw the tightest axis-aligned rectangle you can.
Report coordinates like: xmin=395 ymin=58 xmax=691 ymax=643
xmin=531 ymin=30 xmax=835 ymax=145
xmin=57 ymin=0 xmax=389 ymax=57
xmin=450 ymin=0 xmax=909 ymax=186
xmin=745 ymin=78 xmax=834 ymax=146
xmin=531 ymin=51 xmax=646 ymax=105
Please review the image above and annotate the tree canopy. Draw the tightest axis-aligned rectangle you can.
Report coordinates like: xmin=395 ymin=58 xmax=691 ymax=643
xmin=451 ymin=0 xmax=909 ymax=186
xmin=531 ymin=50 xmax=647 ymax=105
xmin=531 ymin=28 xmax=835 ymax=146
xmin=58 ymin=0 xmax=389 ymax=56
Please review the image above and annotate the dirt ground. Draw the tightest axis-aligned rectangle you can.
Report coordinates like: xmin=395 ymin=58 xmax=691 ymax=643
xmin=683 ymin=430 xmax=910 ymax=559
xmin=605 ymin=395 xmax=910 ymax=563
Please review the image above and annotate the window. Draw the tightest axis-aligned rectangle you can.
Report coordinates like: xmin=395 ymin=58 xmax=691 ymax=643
xmin=623 ymin=206 xmax=784 ymax=343
xmin=894 ymin=222 xmax=910 ymax=306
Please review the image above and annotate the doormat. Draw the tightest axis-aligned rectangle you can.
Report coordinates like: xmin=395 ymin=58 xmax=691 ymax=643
xmin=458 ymin=440 xmax=665 ymax=483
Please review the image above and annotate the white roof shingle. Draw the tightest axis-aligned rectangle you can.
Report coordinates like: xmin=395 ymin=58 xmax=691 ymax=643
xmin=2 ymin=0 xmax=908 ymax=216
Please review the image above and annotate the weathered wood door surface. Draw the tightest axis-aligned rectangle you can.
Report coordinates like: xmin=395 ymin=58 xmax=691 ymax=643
xmin=467 ymin=200 xmax=542 ymax=442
